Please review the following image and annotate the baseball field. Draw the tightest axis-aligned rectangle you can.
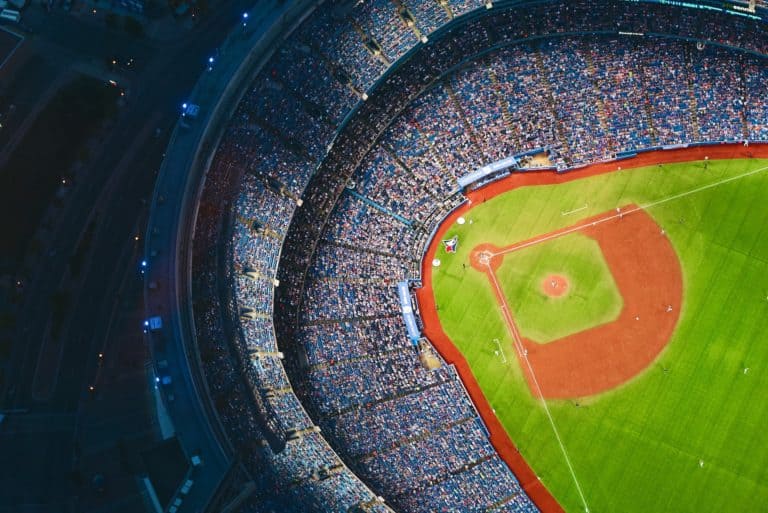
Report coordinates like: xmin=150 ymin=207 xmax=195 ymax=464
xmin=421 ymin=153 xmax=768 ymax=513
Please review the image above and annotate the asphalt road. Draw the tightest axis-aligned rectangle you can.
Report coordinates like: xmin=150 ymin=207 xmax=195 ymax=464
xmin=0 ymin=1 xmax=270 ymax=510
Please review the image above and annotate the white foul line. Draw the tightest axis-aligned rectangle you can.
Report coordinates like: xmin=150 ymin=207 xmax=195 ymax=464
xmin=492 ymin=163 xmax=768 ymax=258
xmin=486 ymin=265 xmax=591 ymax=513
xmin=561 ymin=203 xmax=589 ymax=216
xmin=479 ymin=162 xmax=768 ymax=513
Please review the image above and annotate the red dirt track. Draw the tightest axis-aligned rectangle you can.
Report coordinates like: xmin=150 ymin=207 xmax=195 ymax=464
xmin=415 ymin=144 xmax=768 ymax=513
xmin=476 ymin=205 xmax=682 ymax=399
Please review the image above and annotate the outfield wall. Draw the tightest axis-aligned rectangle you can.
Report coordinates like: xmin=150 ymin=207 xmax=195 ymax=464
xmin=414 ymin=142 xmax=768 ymax=513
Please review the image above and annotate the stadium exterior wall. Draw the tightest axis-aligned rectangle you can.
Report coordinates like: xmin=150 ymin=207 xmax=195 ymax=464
xmin=142 ymin=2 xmax=321 ymax=511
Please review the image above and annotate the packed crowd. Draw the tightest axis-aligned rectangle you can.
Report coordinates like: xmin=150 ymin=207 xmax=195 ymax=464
xmin=283 ymin=470 xmax=391 ymax=513
xmin=539 ymin=39 xmax=611 ymax=163
xmin=381 ymin=36 xmax=762 ymax=178
xmin=352 ymin=0 xmax=420 ymax=63
xmin=236 ymin=274 xmax=273 ymax=315
xmin=296 ymin=242 xmax=533 ymax=511
xmin=234 ymin=174 xmax=294 ymax=235
xmin=272 ymin=39 xmax=359 ymax=126
xmin=359 ymin=419 xmax=495 ymax=493
xmin=192 ymin=155 xmax=387 ymax=513
xmin=589 ymin=40 xmax=655 ymax=150
xmin=399 ymin=456 xmax=534 ymax=513
xmin=184 ymin=1 xmax=768 ymax=512
xmin=309 ymin=241 xmax=410 ymax=284
xmin=304 ymin=349 xmax=454 ymax=415
xmin=298 ymin=316 xmax=414 ymax=371
xmin=280 ymin=0 xmax=768 ymax=98
xmin=324 ymin=379 xmax=476 ymax=458
xmin=351 ymin=147 xmax=439 ymax=223
xmin=745 ymin=60 xmax=768 ymax=140
xmin=402 ymin=0 xmax=450 ymax=36
xmin=300 ymin=280 xmax=400 ymax=323
xmin=691 ymin=47 xmax=748 ymax=142
xmin=247 ymin=77 xmax=332 ymax=160
xmin=322 ymin=193 xmax=417 ymax=255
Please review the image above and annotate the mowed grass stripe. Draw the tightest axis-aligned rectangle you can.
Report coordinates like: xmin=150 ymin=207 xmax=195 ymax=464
xmin=432 ymin=159 xmax=768 ymax=513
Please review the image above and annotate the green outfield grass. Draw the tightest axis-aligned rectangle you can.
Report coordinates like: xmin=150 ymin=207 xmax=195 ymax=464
xmin=432 ymin=159 xmax=768 ymax=513
xmin=494 ymin=233 xmax=622 ymax=343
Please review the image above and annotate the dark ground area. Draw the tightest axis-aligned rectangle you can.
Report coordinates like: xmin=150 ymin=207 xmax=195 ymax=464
xmin=0 ymin=30 xmax=21 ymax=65
xmin=0 ymin=74 xmax=121 ymax=271
xmin=0 ymin=55 xmax=54 ymax=155
xmin=0 ymin=0 xmax=268 ymax=510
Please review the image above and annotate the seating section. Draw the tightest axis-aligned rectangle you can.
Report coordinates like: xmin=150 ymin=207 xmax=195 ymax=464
xmin=539 ymin=39 xmax=610 ymax=165
xmin=352 ymin=0 xmax=419 ymax=63
xmin=298 ymin=317 xmax=409 ymax=367
xmin=691 ymin=48 xmax=746 ymax=142
xmin=309 ymin=242 xmax=410 ymax=284
xmin=324 ymin=380 xmax=476 ymax=458
xmin=271 ymin=40 xmax=359 ymax=125
xmin=187 ymin=1 xmax=768 ymax=512
xmin=403 ymin=0 xmax=450 ymax=36
xmin=351 ymin=146 xmax=438 ymax=223
xmin=589 ymin=39 xmax=654 ymax=150
xmin=485 ymin=46 xmax=560 ymax=160
xmin=323 ymin=193 xmax=417 ymax=255
xmin=447 ymin=0 xmax=486 ymax=18
xmin=745 ymin=57 xmax=768 ymax=141
xmin=358 ymin=419 xmax=495 ymax=493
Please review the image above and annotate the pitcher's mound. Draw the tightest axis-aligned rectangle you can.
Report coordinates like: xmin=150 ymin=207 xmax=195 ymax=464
xmin=542 ymin=274 xmax=569 ymax=298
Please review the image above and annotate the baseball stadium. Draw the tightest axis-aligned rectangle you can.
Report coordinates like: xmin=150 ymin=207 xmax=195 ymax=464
xmin=140 ymin=1 xmax=768 ymax=512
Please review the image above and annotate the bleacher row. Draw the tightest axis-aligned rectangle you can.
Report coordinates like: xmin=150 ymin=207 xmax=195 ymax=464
xmin=193 ymin=179 xmax=391 ymax=511
xmin=187 ymin=1 xmax=768 ymax=512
